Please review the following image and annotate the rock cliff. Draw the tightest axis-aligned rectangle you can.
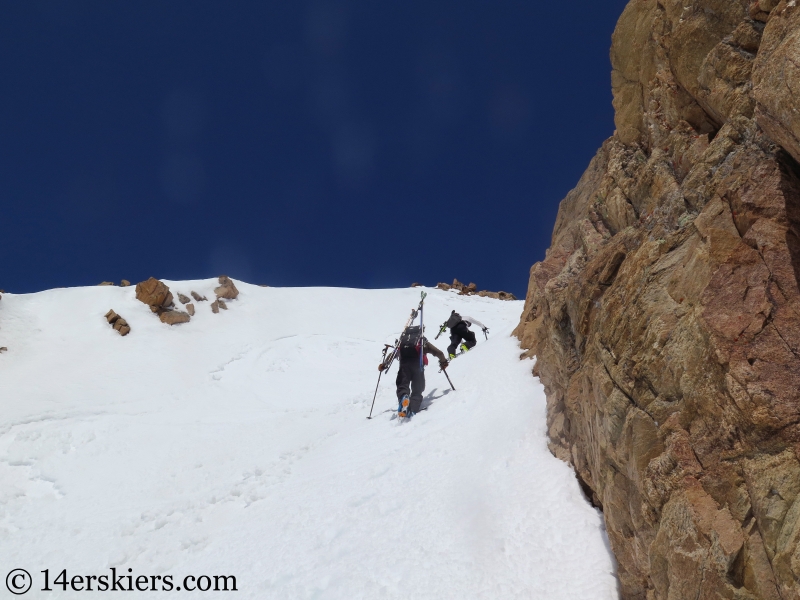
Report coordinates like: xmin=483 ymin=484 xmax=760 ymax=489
xmin=515 ymin=1 xmax=800 ymax=598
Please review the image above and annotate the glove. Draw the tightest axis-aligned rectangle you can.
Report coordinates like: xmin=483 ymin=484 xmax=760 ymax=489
xmin=378 ymin=363 xmax=385 ymax=372
xmin=483 ymin=327 xmax=489 ymax=334
xmin=439 ymin=359 xmax=448 ymax=370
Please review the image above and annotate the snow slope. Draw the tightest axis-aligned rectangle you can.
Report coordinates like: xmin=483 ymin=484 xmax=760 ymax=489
xmin=0 ymin=282 xmax=617 ymax=599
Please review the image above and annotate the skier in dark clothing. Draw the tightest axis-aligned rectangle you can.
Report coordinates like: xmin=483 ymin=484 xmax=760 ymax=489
xmin=380 ymin=324 xmax=447 ymax=417
xmin=443 ymin=310 xmax=488 ymax=359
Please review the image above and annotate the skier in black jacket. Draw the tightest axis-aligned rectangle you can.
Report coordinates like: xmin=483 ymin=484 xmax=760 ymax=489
xmin=380 ymin=325 xmax=447 ymax=417
xmin=443 ymin=310 xmax=488 ymax=359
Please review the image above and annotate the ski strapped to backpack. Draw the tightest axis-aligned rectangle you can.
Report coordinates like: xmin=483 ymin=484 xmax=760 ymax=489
xmin=377 ymin=292 xmax=427 ymax=372
xmin=367 ymin=291 xmax=427 ymax=419
xmin=419 ymin=294 xmax=425 ymax=370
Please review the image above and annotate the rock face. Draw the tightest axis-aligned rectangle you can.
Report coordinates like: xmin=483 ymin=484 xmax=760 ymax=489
xmin=754 ymin=1 xmax=800 ymax=165
xmin=515 ymin=2 xmax=800 ymax=599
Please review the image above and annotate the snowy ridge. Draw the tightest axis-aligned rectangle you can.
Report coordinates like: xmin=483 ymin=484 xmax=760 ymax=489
xmin=0 ymin=281 xmax=617 ymax=598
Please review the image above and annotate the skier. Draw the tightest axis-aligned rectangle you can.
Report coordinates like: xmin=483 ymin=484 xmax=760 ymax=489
xmin=443 ymin=310 xmax=488 ymax=359
xmin=380 ymin=324 xmax=448 ymax=418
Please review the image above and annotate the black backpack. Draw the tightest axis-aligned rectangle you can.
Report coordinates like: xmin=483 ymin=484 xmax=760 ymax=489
xmin=446 ymin=311 xmax=462 ymax=329
xmin=399 ymin=326 xmax=422 ymax=359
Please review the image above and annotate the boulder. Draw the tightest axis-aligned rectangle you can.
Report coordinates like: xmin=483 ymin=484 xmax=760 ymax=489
xmin=211 ymin=300 xmax=220 ymax=314
xmin=159 ymin=310 xmax=190 ymax=325
xmin=191 ymin=291 xmax=207 ymax=302
xmin=98 ymin=281 xmax=115 ymax=286
xmin=436 ymin=282 xmax=452 ymax=291
xmin=217 ymin=299 xmax=228 ymax=310
xmin=214 ymin=275 xmax=239 ymax=300
xmin=135 ymin=278 xmax=174 ymax=313
xmin=451 ymin=279 xmax=465 ymax=292
xmin=411 ymin=282 xmax=422 ymax=287
xmin=186 ymin=303 xmax=195 ymax=316
xmin=105 ymin=309 xmax=120 ymax=324
xmin=177 ymin=293 xmax=191 ymax=305
xmin=120 ymin=280 xmax=131 ymax=287
xmin=0 ymin=347 xmax=6 ymax=353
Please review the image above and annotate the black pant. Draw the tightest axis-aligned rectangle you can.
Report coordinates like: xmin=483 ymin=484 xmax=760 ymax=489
xmin=447 ymin=321 xmax=476 ymax=356
xmin=396 ymin=361 xmax=426 ymax=413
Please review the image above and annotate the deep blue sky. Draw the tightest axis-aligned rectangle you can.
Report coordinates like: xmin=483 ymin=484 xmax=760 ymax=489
xmin=1 ymin=1 xmax=628 ymax=297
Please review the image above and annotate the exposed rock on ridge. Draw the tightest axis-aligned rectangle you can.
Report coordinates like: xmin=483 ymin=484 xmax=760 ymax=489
xmin=435 ymin=279 xmax=518 ymax=300
xmin=515 ymin=1 xmax=800 ymax=598
xmin=105 ymin=310 xmax=130 ymax=336
xmin=135 ymin=277 xmax=191 ymax=325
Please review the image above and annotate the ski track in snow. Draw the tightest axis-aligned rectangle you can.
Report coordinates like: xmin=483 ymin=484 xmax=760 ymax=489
xmin=0 ymin=281 xmax=618 ymax=599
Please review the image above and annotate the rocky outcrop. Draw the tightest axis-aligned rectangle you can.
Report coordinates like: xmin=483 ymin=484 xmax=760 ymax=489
xmin=186 ymin=303 xmax=195 ymax=317
xmin=120 ymin=280 xmax=131 ymax=287
xmin=477 ymin=290 xmax=517 ymax=301
xmin=135 ymin=277 xmax=192 ymax=325
xmin=191 ymin=291 xmax=207 ymax=302
xmin=105 ymin=310 xmax=131 ymax=336
xmin=436 ymin=279 xmax=518 ymax=300
xmin=177 ymin=293 xmax=191 ymax=305
xmin=515 ymin=2 xmax=800 ymax=599
xmin=214 ymin=275 xmax=239 ymax=300
xmin=135 ymin=278 xmax=174 ymax=313
xmin=447 ymin=279 xmax=477 ymax=294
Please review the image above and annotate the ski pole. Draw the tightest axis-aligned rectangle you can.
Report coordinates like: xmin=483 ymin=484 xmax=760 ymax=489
xmin=368 ymin=346 xmax=391 ymax=419
xmin=367 ymin=369 xmax=383 ymax=419
xmin=442 ymin=368 xmax=456 ymax=391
